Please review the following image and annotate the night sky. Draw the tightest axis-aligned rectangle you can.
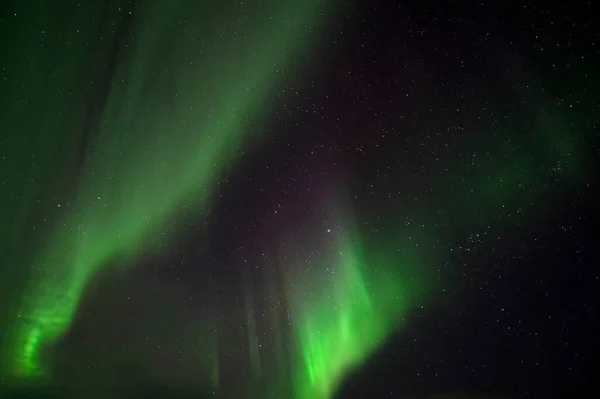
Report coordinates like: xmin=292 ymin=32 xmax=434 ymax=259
xmin=0 ymin=1 xmax=598 ymax=398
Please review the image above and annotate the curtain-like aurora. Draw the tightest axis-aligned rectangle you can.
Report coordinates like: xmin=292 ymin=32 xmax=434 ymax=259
xmin=0 ymin=0 xmax=339 ymax=383
xmin=0 ymin=1 xmax=591 ymax=399
xmin=282 ymin=215 xmax=434 ymax=399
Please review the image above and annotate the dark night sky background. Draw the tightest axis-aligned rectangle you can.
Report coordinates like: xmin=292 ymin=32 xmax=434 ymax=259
xmin=0 ymin=1 xmax=598 ymax=398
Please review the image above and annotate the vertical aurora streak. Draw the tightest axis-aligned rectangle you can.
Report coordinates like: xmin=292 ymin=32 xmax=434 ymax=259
xmin=245 ymin=287 xmax=261 ymax=381
xmin=277 ymin=209 xmax=434 ymax=399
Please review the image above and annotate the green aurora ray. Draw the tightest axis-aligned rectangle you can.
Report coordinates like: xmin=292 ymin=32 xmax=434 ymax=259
xmin=285 ymin=224 xmax=433 ymax=399
xmin=0 ymin=0 xmax=338 ymax=381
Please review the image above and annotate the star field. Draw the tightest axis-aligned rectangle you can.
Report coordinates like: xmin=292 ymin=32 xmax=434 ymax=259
xmin=0 ymin=1 xmax=598 ymax=398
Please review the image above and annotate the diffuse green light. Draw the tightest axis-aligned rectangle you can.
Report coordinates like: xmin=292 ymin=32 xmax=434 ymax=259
xmin=2 ymin=0 xmax=339 ymax=380
xmin=286 ymin=224 xmax=432 ymax=399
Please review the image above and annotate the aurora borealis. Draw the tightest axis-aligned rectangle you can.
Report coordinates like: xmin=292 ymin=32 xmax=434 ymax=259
xmin=1 ymin=1 xmax=598 ymax=398
xmin=1 ymin=0 xmax=338 ymax=381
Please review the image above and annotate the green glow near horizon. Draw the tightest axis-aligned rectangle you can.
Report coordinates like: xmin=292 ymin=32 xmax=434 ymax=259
xmin=285 ymin=223 xmax=432 ymax=399
xmin=1 ymin=0 xmax=336 ymax=380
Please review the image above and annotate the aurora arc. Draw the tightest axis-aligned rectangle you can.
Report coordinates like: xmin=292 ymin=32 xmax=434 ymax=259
xmin=1 ymin=0 xmax=338 ymax=380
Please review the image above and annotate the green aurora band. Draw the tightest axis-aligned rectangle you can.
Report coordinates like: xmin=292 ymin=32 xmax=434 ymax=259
xmin=0 ymin=0 xmax=338 ymax=382
xmin=0 ymin=1 xmax=592 ymax=398
xmin=284 ymin=221 xmax=433 ymax=399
